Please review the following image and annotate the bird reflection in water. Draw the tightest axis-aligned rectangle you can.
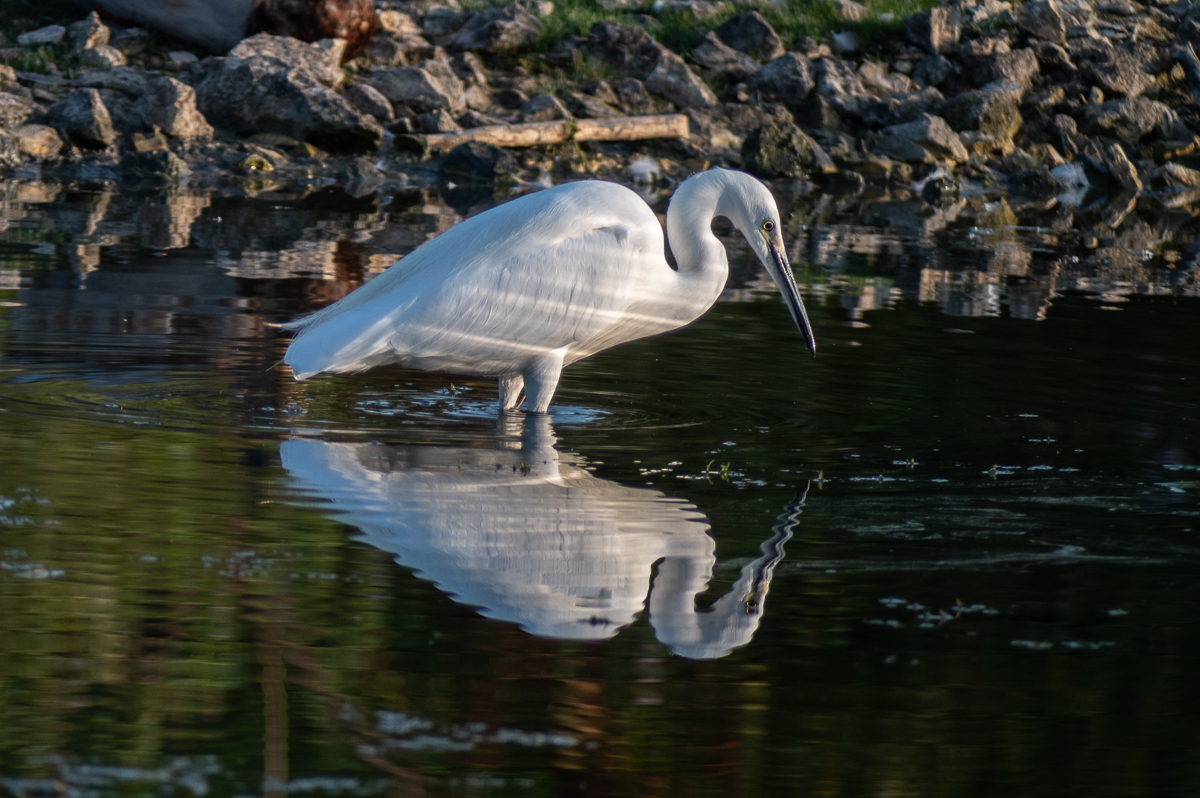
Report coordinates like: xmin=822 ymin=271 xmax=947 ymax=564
xmin=282 ymin=414 xmax=804 ymax=659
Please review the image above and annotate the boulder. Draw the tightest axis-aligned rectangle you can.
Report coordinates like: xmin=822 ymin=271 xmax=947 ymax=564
xmin=17 ymin=25 xmax=65 ymax=47
xmin=564 ymin=90 xmax=623 ymax=118
xmin=74 ymin=67 xmax=148 ymax=97
xmin=877 ymin=113 xmax=968 ymax=163
xmin=1101 ymin=142 xmax=1142 ymax=192
xmin=0 ymin=92 xmax=32 ymax=129
xmin=645 ymin=50 xmax=718 ymax=109
xmin=1157 ymin=161 xmax=1200 ymax=188
xmin=1081 ymin=96 xmax=1169 ymax=143
xmin=974 ymin=48 xmax=1039 ymax=88
xmin=913 ymin=53 xmax=953 ymax=87
xmin=444 ymin=5 xmax=542 ymax=53
xmin=693 ymin=31 xmax=760 ymax=78
xmin=861 ymin=87 xmax=946 ymax=128
xmin=229 ymin=33 xmax=346 ymax=88
xmin=1083 ymin=48 xmax=1155 ymax=97
xmin=68 ymin=12 xmax=110 ymax=53
xmin=193 ymin=56 xmax=382 ymax=152
xmin=750 ymin=53 xmax=814 ymax=110
xmin=743 ymin=121 xmax=835 ymax=178
xmin=80 ymin=45 xmax=127 ymax=69
xmin=813 ymin=56 xmax=873 ymax=118
xmin=441 ymin=141 xmax=519 ymax=181
xmin=611 ymin=78 xmax=661 ymax=113
xmin=942 ymin=81 xmax=1023 ymax=139
xmin=137 ymin=76 xmax=214 ymax=139
xmin=1008 ymin=167 xmax=1069 ymax=201
xmin=0 ymin=133 xmax=19 ymax=168
xmin=586 ymin=22 xmax=663 ymax=74
xmin=451 ymin=52 xmax=490 ymax=86
xmin=903 ymin=8 xmax=960 ymax=54
xmin=369 ymin=64 xmax=466 ymax=114
xmin=521 ymin=92 xmax=573 ymax=121
xmin=346 ymin=82 xmax=395 ymax=121
xmin=51 ymin=88 xmax=115 ymax=149
xmin=12 ymin=124 xmax=64 ymax=160
xmin=1017 ymin=0 xmax=1066 ymax=44
xmin=423 ymin=7 xmax=467 ymax=37
xmin=715 ymin=12 xmax=784 ymax=62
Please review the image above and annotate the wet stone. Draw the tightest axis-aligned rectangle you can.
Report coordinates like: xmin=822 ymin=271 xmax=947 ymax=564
xmin=441 ymin=141 xmax=519 ymax=181
xmin=121 ymin=149 xmax=191 ymax=185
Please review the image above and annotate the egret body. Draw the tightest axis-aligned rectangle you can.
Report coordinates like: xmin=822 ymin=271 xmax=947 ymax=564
xmin=283 ymin=168 xmax=815 ymax=412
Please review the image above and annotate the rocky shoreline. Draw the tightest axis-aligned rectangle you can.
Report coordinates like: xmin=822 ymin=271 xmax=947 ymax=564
xmin=3 ymin=0 xmax=1200 ymax=222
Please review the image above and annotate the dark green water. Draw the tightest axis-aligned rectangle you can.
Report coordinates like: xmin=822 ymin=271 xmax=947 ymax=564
xmin=1 ymin=177 xmax=1198 ymax=797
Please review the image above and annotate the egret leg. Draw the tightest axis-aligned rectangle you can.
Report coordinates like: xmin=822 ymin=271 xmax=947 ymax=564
xmin=498 ymin=373 xmax=524 ymax=410
xmin=522 ymin=347 xmax=567 ymax=413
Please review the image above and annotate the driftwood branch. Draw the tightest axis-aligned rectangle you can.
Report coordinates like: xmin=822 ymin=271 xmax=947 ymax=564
xmin=400 ymin=114 xmax=689 ymax=153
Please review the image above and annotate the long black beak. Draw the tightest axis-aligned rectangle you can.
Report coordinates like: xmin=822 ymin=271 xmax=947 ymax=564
xmin=769 ymin=241 xmax=816 ymax=356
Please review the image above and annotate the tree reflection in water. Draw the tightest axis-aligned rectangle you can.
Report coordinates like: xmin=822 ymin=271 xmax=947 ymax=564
xmin=282 ymin=413 xmax=803 ymax=659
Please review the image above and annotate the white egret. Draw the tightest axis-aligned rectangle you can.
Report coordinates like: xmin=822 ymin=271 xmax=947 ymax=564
xmin=282 ymin=168 xmax=816 ymax=412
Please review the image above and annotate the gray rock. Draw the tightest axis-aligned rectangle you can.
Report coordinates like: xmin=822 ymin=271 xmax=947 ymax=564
xmin=693 ymin=31 xmax=759 ymax=79
xmin=0 ymin=92 xmax=32 ymax=129
xmin=521 ymin=92 xmax=573 ymax=121
xmin=451 ymin=52 xmax=489 ymax=85
xmin=346 ymin=83 xmax=395 ymax=121
xmin=1083 ymin=48 xmax=1155 ymax=98
xmin=51 ymin=88 xmax=116 ymax=149
xmin=369 ymin=64 xmax=466 ymax=114
xmin=110 ymin=27 xmax=147 ymax=55
xmin=80 ymin=45 xmax=127 ymax=68
xmin=1017 ymin=0 xmax=1066 ymax=44
xmin=743 ymin=121 xmax=835 ymax=178
xmin=878 ymin=113 xmax=968 ymax=163
xmin=586 ymin=22 xmax=663 ymax=74
xmin=813 ymin=56 xmax=872 ymax=117
xmin=652 ymin=0 xmax=728 ymax=21
xmin=423 ymin=7 xmax=467 ymax=37
xmin=862 ymin=87 xmax=946 ymax=128
xmin=1032 ymin=41 xmax=1074 ymax=70
xmin=74 ymin=67 xmax=148 ymax=98
xmin=903 ymin=8 xmax=960 ymax=54
xmin=974 ymin=48 xmax=1039 ymax=88
xmin=1081 ymin=96 xmax=1169 ymax=142
xmin=444 ymin=5 xmax=542 ymax=53
xmin=137 ymin=76 xmax=214 ymax=139
xmin=442 ymin=141 xmax=519 ymax=181
xmin=715 ymin=12 xmax=784 ymax=62
xmin=18 ymin=25 xmax=65 ymax=47
xmin=611 ymin=78 xmax=661 ymax=114
xmin=458 ymin=109 xmax=509 ymax=127
xmin=942 ymin=81 xmax=1023 ymax=138
xmin=69 ymin=12 xmax=110 ymax=53
xmin=193 ymin=56 xmax=382 ymax=152
xmin=750 ymin=53 xmax=814 ymax=110
xmin=417 ymin=108 xmax=463 ymax=131
xmin=834 ymin=0 xmax=867 ymax=20
xmin=229 ymin=33 xmax=346 ymax=88
xmin=913 ymin=53 xmax=953 ymax=87
xmin=1101 ymin=142 xmax=1142 ymax=192
xmin=0 ymin=132 xmax=19 ymax=167
xmin=645 ymin=49 xmax=718 ymax=109
xmin=564 ymin=90 xmax=622 ymax=118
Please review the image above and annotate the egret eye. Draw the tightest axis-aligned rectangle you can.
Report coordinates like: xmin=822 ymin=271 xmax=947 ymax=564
xmin=762 ymin=220 xmax=775 ymax=232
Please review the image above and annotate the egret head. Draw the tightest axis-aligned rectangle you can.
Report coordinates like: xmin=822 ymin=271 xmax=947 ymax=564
xmin=710 ymin=169 xmax=817 ymax=356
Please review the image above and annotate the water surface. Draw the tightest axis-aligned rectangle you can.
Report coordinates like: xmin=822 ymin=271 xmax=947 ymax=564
xmin=1 ymin=175 xmax=1198 ymax=797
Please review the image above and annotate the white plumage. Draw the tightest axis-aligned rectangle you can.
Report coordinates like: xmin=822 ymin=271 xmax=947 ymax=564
xmin=283 ymin=168 xmax=815 ymax=412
